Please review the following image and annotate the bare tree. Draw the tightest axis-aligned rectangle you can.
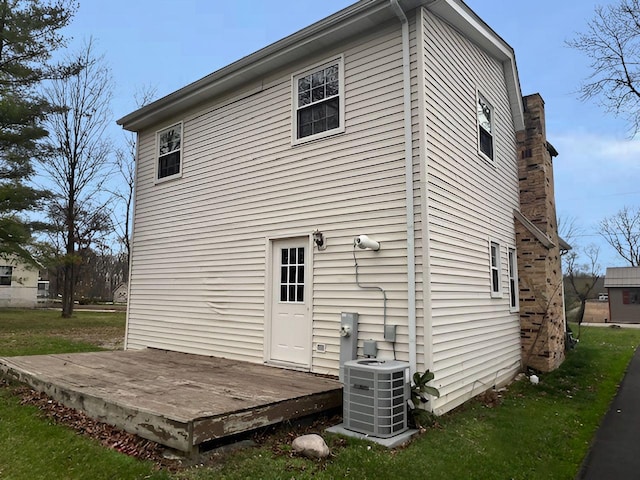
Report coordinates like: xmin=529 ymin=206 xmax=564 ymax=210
xmin=40 ymin=39 xmax=114 ymax=317
xmin=557 ymin=215 xmax=581 ymax=261
xmin=568 ymin=0 xmax=640 ymax=133
xmin=112 ymin=137 xmax=134 ymax=281
xmin=111 ymin=85 xmax=157 ymax=280
xmin=565 ymin=245 xmax=601 ymax=324
xmin=600 ymin=206 xmax=640 ymax=266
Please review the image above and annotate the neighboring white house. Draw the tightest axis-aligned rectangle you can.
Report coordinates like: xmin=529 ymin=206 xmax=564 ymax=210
xmin=113 ymin=282 xmax=128 ymax=304
xmin=0 ymin=257 xmax=39 ymax=308
xmin=118 ymin=0 xmax=565 ymax=415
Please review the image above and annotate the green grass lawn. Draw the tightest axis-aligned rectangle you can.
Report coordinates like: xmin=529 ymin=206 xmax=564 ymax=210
xmin=0 ymin=308 xmax=169 ymax=480
xmin=1 ymin=310 xmax=639 ymax=480
xmin=0 ymin=308 xmax=126 ymax=356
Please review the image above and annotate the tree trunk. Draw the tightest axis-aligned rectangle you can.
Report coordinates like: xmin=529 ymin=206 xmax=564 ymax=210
xmin=61 ymin=261 xmax=73 ymax=317
xmin=61 ymin=205 xmax=75 ymax=318
xmin=577 ymin=299 xmax=587 ymax=325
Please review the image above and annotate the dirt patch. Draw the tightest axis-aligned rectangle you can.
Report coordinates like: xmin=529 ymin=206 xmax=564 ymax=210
xmin=475 ymin=389 xmax=504 ymax=408
xmin=50 ymin=327 xmax=125 ymax=350
xmin=583 ymin=301 xmax=610 ymax=323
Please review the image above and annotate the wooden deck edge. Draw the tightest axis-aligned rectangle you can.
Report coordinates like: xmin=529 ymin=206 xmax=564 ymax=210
xmin=0 ymin=359 xmax=193 ymax=452
xmin=192 ymin=389 xmax=343 ymax=446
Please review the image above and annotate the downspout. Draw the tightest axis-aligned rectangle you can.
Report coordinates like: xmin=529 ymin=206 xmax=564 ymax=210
xmin=390 ymin=0 xmax=417 ymax=375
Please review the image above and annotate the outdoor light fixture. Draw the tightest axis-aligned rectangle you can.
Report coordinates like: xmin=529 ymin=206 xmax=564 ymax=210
xmin=313 ymin=229 xmax=326 ymax=250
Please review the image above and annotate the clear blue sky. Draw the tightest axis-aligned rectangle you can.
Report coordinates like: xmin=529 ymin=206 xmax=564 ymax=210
xmin=60 ymin=0 xmax=638 ymax=271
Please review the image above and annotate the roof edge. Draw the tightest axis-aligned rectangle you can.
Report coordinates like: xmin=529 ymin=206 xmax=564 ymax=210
xmin=118 ymin=0 xmax=524 ymax=132
xmin=117 ymin=0 xmax=391 ymax=131
xmin=514 ymin=210 xmax=556 ymax=250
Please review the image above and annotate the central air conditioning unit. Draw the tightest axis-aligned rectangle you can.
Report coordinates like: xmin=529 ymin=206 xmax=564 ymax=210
xmin=343 ymin=359 xmax=410 ymax=438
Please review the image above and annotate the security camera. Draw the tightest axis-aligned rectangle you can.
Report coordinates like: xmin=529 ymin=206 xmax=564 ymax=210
xmin=355 ymin=235 xmax=380 ymax=251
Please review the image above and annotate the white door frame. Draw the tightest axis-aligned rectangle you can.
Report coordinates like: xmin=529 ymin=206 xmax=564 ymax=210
xmin=264 ymin=234 xmax=314 ymax=370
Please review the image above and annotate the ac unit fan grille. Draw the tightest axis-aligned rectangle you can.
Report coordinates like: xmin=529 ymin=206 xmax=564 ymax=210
xmin=343 ymin=360 xmax=409 ymax=438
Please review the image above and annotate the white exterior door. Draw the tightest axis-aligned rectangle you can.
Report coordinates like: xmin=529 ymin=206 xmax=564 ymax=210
xmin=269 ymin=238 xmax=310 ymax=367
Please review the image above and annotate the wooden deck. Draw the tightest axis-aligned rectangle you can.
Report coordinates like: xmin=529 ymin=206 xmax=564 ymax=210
xmin=0 ymin=349 xmax=342 ymax=453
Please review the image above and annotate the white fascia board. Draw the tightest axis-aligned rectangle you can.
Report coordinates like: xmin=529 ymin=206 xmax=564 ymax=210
xmin=117 ymin=0 xmax=395 ymax=131
xmin=118 ymin=0 xmax=525 ymax=133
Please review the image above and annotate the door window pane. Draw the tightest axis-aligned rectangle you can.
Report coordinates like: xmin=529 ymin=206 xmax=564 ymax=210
xmin=279 ymin=246 xmax=305 ymax=303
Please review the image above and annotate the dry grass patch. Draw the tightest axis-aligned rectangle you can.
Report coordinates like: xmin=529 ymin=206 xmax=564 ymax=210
xmin=583 ymin=301 xmax=610 ymax=323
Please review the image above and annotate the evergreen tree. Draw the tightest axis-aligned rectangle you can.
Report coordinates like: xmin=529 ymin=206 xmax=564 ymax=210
xmin=0 ymin=0 xmax=78 ymax=261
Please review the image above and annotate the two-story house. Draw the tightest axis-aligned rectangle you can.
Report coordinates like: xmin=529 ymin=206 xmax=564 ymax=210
xmin=118 ymin=0 xmax=566 ymax=415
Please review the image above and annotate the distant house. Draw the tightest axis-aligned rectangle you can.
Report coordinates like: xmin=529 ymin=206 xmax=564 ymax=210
xmin=37 ymin=280 xmax=50 ymax=300
xmin=117 ymin=0 xmax=566 ymax=415
xmin=604 ymin=267 xmax=640 ymax=323
xmin=113 ymin=282 xmax=128 ymax=304
xmin=0 ymin=257 xmax=39 ymax=308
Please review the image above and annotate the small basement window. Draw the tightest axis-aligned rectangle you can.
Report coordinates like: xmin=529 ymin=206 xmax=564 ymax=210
xmin=477 ymin=93 xmax=494 ymax=160
xmin=293 ymin=57 xmax=344 ymax=142
xmin=157 ymin=122 xmax=182 ymax=180
xmin=0 ymin=266 xmax=12 ymax=286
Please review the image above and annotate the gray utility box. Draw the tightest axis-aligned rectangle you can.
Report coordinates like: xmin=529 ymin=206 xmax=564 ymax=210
xmin=343 ymin=359 xmax=410 ymax=438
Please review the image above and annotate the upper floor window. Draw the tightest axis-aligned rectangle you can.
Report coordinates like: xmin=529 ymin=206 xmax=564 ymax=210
xmin=157 ymin=122 xmax=182 ymax=180
xmin=508 ymin=247 xmax=519 ymax=311
xmin=477 ymin=93 xmax=494 ymax=160
xmin=293 ymin=57 xmax=344 ymax=143
xmin=0 ymin=266 xmax=12 ymax=286
xmin=490 ymin=241 xmax=501 ymax=297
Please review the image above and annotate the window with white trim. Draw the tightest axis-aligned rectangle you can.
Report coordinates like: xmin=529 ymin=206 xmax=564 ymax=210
xmin=490 ymin=241 xmax=501 ymax=297
xmin=293 ymin=58 xmax=343 ymax=142
xmin=508 ymin=248 xmax=519 ymax=311
xmin=157 ymin=122 xmax=182 ymax=180
xmin=477 ymin=93 xmax=494 ymax=160
xmin=0 ymin=266 xmax=12 ymax=286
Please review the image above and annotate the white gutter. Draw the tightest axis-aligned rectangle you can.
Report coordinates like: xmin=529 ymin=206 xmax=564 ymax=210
xmin=390 ymin=0 xmax=417 ymax=375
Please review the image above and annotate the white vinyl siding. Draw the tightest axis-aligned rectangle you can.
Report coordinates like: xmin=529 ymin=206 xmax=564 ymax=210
xmin=127 ymin=21 xmax=411 ymax=373
xmin=421 ymin=9 xmax=521 ymax=415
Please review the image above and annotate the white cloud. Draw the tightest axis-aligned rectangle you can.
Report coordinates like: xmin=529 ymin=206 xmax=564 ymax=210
xmin=551 ymin=130 xmax=640 ymax=269
xmin=553 ymin=132 xmax=640 ymax=167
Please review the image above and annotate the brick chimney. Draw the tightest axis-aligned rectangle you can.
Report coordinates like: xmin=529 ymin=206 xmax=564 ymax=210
xmin=515 ymin=94 xmax=566 ymax=372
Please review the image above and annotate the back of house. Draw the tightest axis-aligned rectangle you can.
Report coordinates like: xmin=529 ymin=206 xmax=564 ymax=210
xmin=119 ymin=0 xmax=565 ymax=415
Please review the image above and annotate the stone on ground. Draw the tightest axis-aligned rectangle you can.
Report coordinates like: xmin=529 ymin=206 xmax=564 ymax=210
xmin=292 ymin=434 xmax=330 ymax=459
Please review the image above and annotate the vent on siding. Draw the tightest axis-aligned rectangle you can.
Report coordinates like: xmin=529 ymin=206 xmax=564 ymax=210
xmin=343 ymin=359 xmax=409 ymax=438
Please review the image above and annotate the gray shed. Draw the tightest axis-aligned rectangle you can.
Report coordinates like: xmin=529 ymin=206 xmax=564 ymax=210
xmin=604 ymin=267 xmax=640 ymax=323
